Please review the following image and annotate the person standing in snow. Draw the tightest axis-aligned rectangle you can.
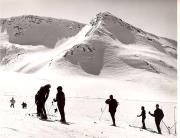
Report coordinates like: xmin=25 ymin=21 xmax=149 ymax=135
xmin=10 ymin=97 xmax=15 ymax=108
xmin=35 ymin=84 xmax=51 ymax=119
xmin=149 ymin=104 xmax=164 ymax=134
xmin=53 ymin=86 xmax=66 ymax=123
xmin=21 ymin=102 xmax=27 ymax=109
xmin=105 ymin=95 xmax=118 ymax=126
xmin=137 ymin=106 xmax=146 ymax=129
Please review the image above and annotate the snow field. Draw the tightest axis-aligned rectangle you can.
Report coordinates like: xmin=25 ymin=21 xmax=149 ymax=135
xmin=0 ymin=71 xmax=177 ymax=138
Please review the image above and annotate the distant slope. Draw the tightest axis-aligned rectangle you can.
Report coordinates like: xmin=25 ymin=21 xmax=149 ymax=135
xmin=0 ymin=12 xmax=177 ymax=78
xmin=63 ymin=12 xmax=176 ymax=76
xmin=0 ymin=15 xmax=85 ymax=48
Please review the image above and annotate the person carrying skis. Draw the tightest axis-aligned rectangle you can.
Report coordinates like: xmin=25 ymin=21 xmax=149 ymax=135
xmin=10 ymin=97 xmax=15 ymax=108
xmin=53 ymin=86 xmax=66 ymax=123
xmin=149 ymin=104 xmax=164 ymax=134
xmin=105 ymin=95 xmax=118 ymax=126
xmin=137 ymin=106 xmax=146 ymax=129
xmin=35 ymin=84 xmax=51 ymax=119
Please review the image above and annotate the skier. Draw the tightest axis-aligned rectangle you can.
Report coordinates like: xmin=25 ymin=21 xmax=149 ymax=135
xmin=54 ymin=108 xmax=58 ymax=113
xmin=21 ymin=102 xmax=27 ymax=109
xmin=137 ymin=106 xmax=146 ymax=129
xmin=53 ymin=86 xmax=66 ymax=123
xmin=105 ymin=95 xmax=118 ymax=126
xmin=149 ymin=104 xmax=164 ymax=134
xmin=10 ymin=97 xmax=15 ymax=108
xmin=35 ymin=84 xmax=51 ymax=119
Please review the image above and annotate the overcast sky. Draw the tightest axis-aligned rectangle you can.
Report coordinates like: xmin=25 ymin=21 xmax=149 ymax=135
xmin=0 ymin=0 xmax=177 ymax=40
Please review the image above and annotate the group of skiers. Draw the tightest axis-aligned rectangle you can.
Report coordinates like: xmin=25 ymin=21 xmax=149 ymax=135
xmin=104 ymin=95 xmax=164 ymax=134
xmin=9 ymin=84 xmax=165 ymax=134
xmin=35 ymin=84 xmax=66 ymax=123
xmin=137 ymin=104 xmax=164 ymax=134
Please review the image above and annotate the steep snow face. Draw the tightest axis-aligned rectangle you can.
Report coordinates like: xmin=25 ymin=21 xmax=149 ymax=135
xmin=88 ymin=12 xmax=136 ymax=44
xmin=64 ymin=42 xmax=105 ymax=75
xmin=0 ymin=15 xmax=84 ymax=48
xmin=63 ymin=12 xmax=176 ymax=76
xmin=87 ymin=12 xmax=176 ymax=57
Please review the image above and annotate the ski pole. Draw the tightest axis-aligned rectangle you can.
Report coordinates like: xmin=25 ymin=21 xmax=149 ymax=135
xmin=174 ymin=106 xmax=176 ymax=135
xmin=162 ymin=120 xmax=170 ymax=134
xmin=99 ymin=105 xmax=107 ymax=121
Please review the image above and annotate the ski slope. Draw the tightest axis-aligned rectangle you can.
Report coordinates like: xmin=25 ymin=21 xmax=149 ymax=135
xmin=0 ymin=71 xmax=177 ymax=138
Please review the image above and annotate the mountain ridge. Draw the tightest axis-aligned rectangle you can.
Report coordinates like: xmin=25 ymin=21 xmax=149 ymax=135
xmin=0 ymin=12 xmax=177 ymax=76
xmin=61 ymin=12 xmax=176 ymax=75
xmin=0 ymin=15 xmax=85 ymax=48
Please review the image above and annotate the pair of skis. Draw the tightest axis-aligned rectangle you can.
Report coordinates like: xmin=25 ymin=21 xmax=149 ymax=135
xmin=27 ymin=113 xmax=71 ymax=125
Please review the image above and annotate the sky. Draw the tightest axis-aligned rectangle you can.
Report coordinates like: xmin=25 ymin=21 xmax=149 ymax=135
xmin=0 ymin=0 xmax=177 ymax=40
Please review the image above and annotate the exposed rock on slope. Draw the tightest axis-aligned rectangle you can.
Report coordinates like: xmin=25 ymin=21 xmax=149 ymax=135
xmin=0 ymin=15 xmax=84 ymax=48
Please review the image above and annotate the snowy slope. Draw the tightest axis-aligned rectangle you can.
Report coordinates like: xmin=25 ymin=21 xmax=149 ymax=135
xmin=0 ymin=12 xmax=177 ymax=100
xmin=64 ymin=12 xmax=176 ymax=76
xmin=0 ymin=15 xmax=84 ymax=48
xmin=0 ymin=71 xmax=177 ymax=138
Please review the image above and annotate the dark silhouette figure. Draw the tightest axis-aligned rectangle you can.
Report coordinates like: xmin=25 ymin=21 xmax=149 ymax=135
xmin=105 ymin=95 xmax=118 ymax=126
xmin=54 ymin=108 xmax=58 ymax=113
xmin=149 ymin=104 xmax=164 ymax=134
xmin=21 ymin=102 xmax=27 ymax=109
xmin=54 ymin=86 xmax=66 ymax=123
xmin=35 ymin=84 xmax=51 ymax=119
xmin=10 ymin=97 xmax=15 ymax=108
xmin=137 ymin=106 xmax=146 ymax=129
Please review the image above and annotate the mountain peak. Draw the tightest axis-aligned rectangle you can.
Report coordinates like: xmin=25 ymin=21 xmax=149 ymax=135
xmin=90 ymin=12 xmax=118 ymax=25
xmin=97 ymin=11 xmax=114 ymax=17
xmin=90 ymin=11 xmax=148 ymax=39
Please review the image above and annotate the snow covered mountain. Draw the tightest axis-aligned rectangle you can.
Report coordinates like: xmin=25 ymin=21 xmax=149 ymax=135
xmin=0 ymin=12 xmax=176 ymax=74
xmin=63 ymin=12 xmax=176 ymax=76
xmin=0 ymin=12 xmax=177 ymax=100
xmin=0 ymin=15 xmax=84 ymax=48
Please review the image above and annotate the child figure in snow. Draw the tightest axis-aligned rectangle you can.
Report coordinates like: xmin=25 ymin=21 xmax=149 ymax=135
xmin=10 ymin=97 xmax=15 ymax=108
xmin=53 ymin=86 xmax=66 ymax=123
xmin=149 ymin=104 xmax=164 ymax=134
xmin=35 ymin=84 xmax=51 ymax=119
xmin=137 ymin=106 xmax=146 ymax=129
xmin=54 ymin=108 xmax=58 ymax=113
xmin=105 ymin=95 xmax=118 ymax=126
xmin=21 ymin=102 xmax=27 ymax=109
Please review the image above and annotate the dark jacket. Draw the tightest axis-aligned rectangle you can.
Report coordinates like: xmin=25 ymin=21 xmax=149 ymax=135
xmin=56 ymin=91 xmax=65 ymax=107
xmin=35 ymin=86 xmax=49 ymax=104
xmin=139 ymin=110 xmax=146 ymax=119
xmin=105 ymin=99 xmax=118 ymax=113
xmin=153 ymin=108 xmax=164 ymax=121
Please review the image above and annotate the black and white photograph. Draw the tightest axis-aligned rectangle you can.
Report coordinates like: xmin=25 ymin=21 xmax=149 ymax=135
xmin=0 ymin=0 xmax=177 ymax=138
